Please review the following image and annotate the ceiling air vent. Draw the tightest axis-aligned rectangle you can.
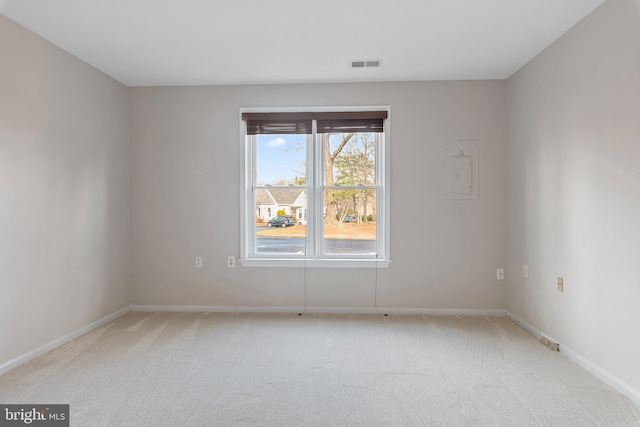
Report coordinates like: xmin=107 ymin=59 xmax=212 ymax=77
xmin=350 ymin=59 xmax=381 ymax=69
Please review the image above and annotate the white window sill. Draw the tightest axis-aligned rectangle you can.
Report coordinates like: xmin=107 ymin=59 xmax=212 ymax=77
xmin=239 ymin=258 xmax=392 ymax=268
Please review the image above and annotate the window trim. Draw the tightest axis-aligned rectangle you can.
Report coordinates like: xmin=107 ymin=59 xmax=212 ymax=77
xmin=239 ymin=106 xmax=391 ymax=268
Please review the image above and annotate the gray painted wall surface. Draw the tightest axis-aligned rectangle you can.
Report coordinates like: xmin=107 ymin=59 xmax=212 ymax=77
xmin=129 ymin=82 xmax=507 ymax=311
xmin=0 ymin=16 xmax=131 ymax=365
xmin=506 ymin=0 xmax=640 ymax=394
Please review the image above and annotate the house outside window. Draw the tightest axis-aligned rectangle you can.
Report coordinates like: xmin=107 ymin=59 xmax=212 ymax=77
xmin=239 ymin=107 xmax=391 ymax=268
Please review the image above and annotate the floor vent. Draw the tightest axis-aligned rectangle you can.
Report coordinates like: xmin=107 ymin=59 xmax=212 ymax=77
xmin=541 ymin=336 xmax=560 ymax=351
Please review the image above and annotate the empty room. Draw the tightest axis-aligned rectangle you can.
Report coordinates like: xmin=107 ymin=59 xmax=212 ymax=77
xmin=1 ymin=0 xmax=639 ymax=425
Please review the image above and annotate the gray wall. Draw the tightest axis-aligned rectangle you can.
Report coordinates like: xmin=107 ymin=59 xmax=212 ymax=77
xmin=506 ymin=0 xmax=640 ymax=394
xmin=0 ymin=16 xmax=130 ymax=366
xmin=129 ymin=82 xmax=507 ymax=311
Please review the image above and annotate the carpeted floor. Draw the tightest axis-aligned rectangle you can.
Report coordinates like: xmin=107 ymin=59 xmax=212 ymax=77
xmin=1 ymin=312 xmax=639 ymax=426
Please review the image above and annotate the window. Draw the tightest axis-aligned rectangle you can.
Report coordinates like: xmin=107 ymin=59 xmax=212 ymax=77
xmin=239 ymin=108 xmax=390 ymax=268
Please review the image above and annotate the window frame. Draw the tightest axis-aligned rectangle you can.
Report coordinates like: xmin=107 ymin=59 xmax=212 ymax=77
xmin=239 ymin=106 xmax=391 ymax=268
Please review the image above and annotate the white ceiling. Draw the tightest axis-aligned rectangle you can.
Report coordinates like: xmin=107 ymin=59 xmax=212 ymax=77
xmin=1 ymin=0 xmax=606 ymax=87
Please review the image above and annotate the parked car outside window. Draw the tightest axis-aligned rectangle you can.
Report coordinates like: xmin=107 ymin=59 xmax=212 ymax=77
xmin=267 ymin=216 xmax=295 ymax=228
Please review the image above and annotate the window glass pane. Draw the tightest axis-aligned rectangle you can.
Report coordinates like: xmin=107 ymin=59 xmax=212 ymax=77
xmin=323 ymin=189 xmax=376 ymax=255
xmin=243 ymin=110 xmax=387 ymax=264
xmin=256 ymin=134 xmax=307 ymax=186
xmin=323 ymin=132 xmax=376 ymax=185
xmin=256 ymin=188 xmax=307 ymax=254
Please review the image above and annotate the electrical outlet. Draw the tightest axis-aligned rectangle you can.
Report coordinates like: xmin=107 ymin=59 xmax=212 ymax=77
xmin=522 ymin=264 xmax=528 ymax=279
xmin=497 ymin=268 xmax=504 ymax=280
xmin=195 ymin=256 xmax=203 ymax=268
xmin=227 ymin=256 xmax=235 ymax=268
xmin=557 ymin=276 xmax=564 ymax=292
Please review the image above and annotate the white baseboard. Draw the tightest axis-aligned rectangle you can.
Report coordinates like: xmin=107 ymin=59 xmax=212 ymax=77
xmin=131 ymin=305 xmax=505 ymax=317
xmin=0 ymin=306 xmax=131 ymax=376
xmin=383 ymin=308 xmax=506 ymax=317
xmin=505 ymin=311 xmax=542 ymax=339
xmin=130 ymin=305 xmax=379 ymax=315
xmin=506 ymin=311 xmax=640 ymax=408
xmin=131 ymin=305 xmax=303 ymax=314
xmin=560 ymin=345 xmax=640 ymax=407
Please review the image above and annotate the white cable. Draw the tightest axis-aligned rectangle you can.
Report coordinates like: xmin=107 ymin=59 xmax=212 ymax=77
xmin=374 ymin=253 xmax=387 ymax=317
xmin=298 ymin=250 xmax=307 ymax=316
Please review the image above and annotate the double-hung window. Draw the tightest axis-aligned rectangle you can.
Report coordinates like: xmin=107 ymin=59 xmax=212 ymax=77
xmin=239 ymin=108 xmax=390 ymax=268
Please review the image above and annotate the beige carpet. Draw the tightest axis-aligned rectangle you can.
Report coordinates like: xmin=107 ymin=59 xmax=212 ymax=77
xmin=1 ymin=312 xmax=639 ymax=426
